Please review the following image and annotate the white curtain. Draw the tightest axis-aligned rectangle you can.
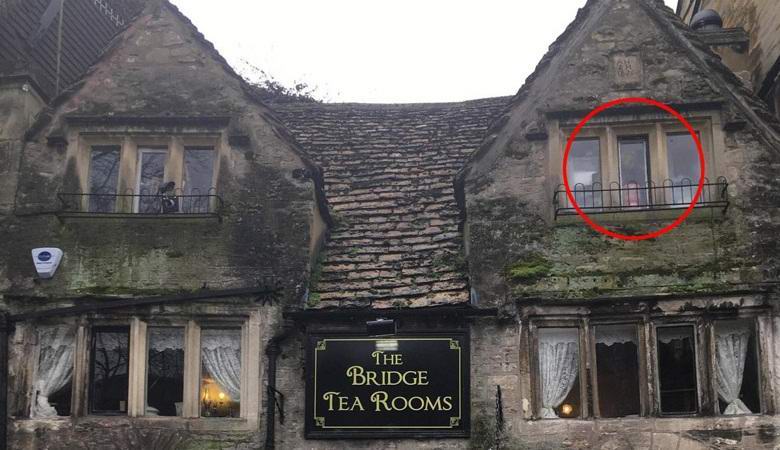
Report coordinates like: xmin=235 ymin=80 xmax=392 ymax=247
xmin=32 ymin=327 xmax=75 ymax=418
xmin=715 ymin=322 xmax=752 ymax=415
xmin=595 ymin=324 xmax=637 ymax=346
xmin=539 ymin=329 xmax=579 ymax=418
xmin=201 ymin=330 xmax=241 ymax=400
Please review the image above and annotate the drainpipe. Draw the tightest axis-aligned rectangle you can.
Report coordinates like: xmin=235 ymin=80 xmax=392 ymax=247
xmin=0 ymin=313 xmax=8 ymax=450
xmin=264 ymin=320 xmax=294 ymax=450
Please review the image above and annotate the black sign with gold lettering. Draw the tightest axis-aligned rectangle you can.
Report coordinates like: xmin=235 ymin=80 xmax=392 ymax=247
xmin=305 ymin=333 xmax=470 ymax=439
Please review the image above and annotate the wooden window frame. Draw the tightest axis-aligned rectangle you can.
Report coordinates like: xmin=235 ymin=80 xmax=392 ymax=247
xmin=529 ymin=318 xmax=589 ymax=420
xmin=528 ymin=308 xmax=774 ymax=421
xmin=76 ymin=134 xmax=221 ymax=214
xmin=588 ymin=319 xmax=649 ymax=418
xmin=652 ymin=320 xmax=703 ymax=417
xmin=88 ymin=325 xmax=131 ymax=416
xmin=63 ymin=315 xmax=255 ymax=425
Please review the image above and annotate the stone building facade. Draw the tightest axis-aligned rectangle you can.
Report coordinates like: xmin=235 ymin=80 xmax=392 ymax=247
xmin=1 ymin=0 xmax=780 ymax=449
xmin=677 ymin=0 xmax=780 ymax=117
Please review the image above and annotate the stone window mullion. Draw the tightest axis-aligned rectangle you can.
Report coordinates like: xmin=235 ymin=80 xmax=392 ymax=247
xmin=127 ymin=317 xmax=148 ymax=417
xmin=182 ymin=320 xmax=201 ymax=418
xmin=71 ymin=318 xmax=90 ymax=417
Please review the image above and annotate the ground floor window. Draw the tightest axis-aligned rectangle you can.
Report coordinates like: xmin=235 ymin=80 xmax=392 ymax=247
xmin=32 ymin=326 xmax=76 ymax=418
xmin=90 ymin=327 xmax=130 ymax=414
xmin=715 ymin=320 xmax=760 ymax=415
xmin=594 ymin=324 xmax=640 ymax=418
xmin=538 ymin=328 xmax=580 ymax=418
xmin=531 ymin=314 xmax=765 ymax=419
xmin=200 ymin=328 xmax=241 ymax=417
xmin=657 ymin=325 xmax=698 ymax=415
xmin=147 ymin=327 xmax=185 ymax=416
xmin=29 ymin=319 xmax=250 ymax=420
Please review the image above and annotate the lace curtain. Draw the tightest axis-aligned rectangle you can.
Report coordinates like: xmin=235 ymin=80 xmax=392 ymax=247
xmin=715 ymin=322 xmax=752 ymax=415
xmin=539 ymin=328 xmax=578 ymax=418
xmin=201 ymin=329 xmax=241 ymax=400
xmin=595 ymin=324 xmax=637 ymax=346
xmin=32 ymin=326 xmax=75 ymax=418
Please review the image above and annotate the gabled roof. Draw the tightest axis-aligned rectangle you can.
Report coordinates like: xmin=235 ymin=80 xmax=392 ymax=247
xmin=273 ymin=98 xmax=510 ymax=309
xmin=0 ymin=0 xmax=143 ymax=99
xmin=457 ymin=0 xmax=780 ymax=182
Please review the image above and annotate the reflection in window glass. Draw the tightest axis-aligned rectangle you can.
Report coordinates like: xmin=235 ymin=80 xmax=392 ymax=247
xmin=715 ymin=320 xmax=760 ymax=415
xmin=657 ymin=326 xmax=698 ymax=414
xmin=618 ymin=137 xmax=650 ymax=207
xmin=667 ymin=133 xmax=701 ymax=204
xmin=90 ymin=328 xmax=129 ymax=414
xmin=183 ymin=148 xmax=215 ymax=213
xmin=567 ymin=139 xmax=602 ymax=208
xmin=88 ymin=146 xmax=121 ymax=213
xmin=201 ymin=329 xmax=241 ymax=417
xmin=136 ymin=149 xmax=167 ymax=213
xmin=538 ymin=328 xmax=579 ymax=418
xmin=147 ymin=327 xmax=184 ymax=416
xmin=595 ymin=324 xmax=640 ymax=417
xmin=33 ymin=327 xmax=75 ymax=417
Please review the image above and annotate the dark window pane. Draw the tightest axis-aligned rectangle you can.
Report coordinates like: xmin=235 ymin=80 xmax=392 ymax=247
xmin=667 ymin=133 xmax=701 ymax=204
xmin=618 ymin=137 xmax=650 ymax=206
xmin=538 ymin=328 xmax=580 ymax=418
xmin=595 ymin=324 xmax=640 ymax=417
xmin=33 ymin=327 xmax=75 ymax=417
xmin=201 ymin=329 xmax=241 ymax=418
xmin=147 ymin=327 xmax=184 ymax=417
xmin=88 ymin=146 xmax=120 ymax=213
xmin=182 ymin=148 xmax=215 ymax=213
xmin=90 ymin=327 xmax=129 ymax=414
xmin=567 ymin=138 xmax=602 ymax=208
xmin=715 ymin=320 xmax=760 ymax=415
xmin=136 ymin=149 xmax=167 ymax=213
xmin=657 ymin=326 xmax=698 ymax=414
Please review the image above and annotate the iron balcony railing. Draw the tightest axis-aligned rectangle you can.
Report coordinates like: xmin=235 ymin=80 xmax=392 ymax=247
xmin=553 ymin=177 xmax=729 ymax=218
xmin=57 ymin=187 xmax=223 ymax=219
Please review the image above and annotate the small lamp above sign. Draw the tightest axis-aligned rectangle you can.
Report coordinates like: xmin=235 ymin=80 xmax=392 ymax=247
xmin=32 ymin=248 xmax=63 ymax=279
xmin=366 ymin=318 xmax=396 ymax=337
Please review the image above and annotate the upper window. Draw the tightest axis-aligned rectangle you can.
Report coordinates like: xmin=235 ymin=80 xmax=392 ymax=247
xmin=567 ymin=138 xmax=602 ymax=209
xmin=135 ymin=147 xmax=168 ymax=213
xmin=87 ymin=146 xmax=121 ymax=213
xmin=182 ymin=147 xmax=216 ymax=214
xmin=667 ymin=133 xmax=701 ymax=204
xmin=618 ymin=136 xmax=651 ymax=207
xmin=60 ymin=137 xmax=222 ymax=217
xmin=554 ymin=121 xmax=728 ymax=217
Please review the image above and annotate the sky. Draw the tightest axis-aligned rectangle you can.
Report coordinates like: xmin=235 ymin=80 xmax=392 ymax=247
xmin=170 ymin=0 xmax=680 ymax=104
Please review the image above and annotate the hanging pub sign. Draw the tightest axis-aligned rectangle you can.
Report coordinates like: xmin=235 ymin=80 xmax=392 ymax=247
xmin=305 ymin=333 xmax=470 ymax=439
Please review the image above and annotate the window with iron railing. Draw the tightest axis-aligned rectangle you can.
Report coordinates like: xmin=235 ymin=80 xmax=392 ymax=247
xmin=554 ymin=177 xmax=729 ymax=218
xmin=58 ymin=137 xmax=223 ymax=218
xmin=554 ymin=123 xmax=728 ymax=218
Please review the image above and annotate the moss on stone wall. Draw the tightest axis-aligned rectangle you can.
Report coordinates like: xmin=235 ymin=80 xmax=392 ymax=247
xmin=505 ymin=254 xmax=552 ymax=283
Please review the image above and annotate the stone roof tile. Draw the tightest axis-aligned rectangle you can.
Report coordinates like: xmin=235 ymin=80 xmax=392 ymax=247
xmin=273 ymin=97 xmax=510 ymax=308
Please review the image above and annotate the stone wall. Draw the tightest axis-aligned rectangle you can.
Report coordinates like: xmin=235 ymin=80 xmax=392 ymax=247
xmin=1 ymin=2 xmax=325 ymax=448
xmin=461 ymin=0 xmax=780 ymax=306
xmin=679 ymin=0 xmax=780 ymax=97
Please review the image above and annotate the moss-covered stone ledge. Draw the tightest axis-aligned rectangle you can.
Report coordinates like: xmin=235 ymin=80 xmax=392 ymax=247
xmin=10 ymin=416 xmax=260 ymax=450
